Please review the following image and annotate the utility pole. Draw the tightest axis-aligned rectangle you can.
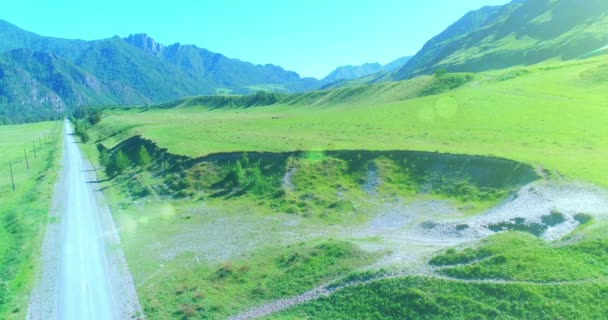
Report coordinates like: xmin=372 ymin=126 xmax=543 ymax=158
xmin=24 ymin=149 xmax=29 ymax=171
xmin=33 ymin=141 xmax=37 ymax=159
xmin=9 ymin=161 xmax=15 ymax=192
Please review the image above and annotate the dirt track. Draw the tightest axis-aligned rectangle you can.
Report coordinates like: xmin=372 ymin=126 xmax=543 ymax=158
xmin=27 ymin=120 xmax=142 ymax=320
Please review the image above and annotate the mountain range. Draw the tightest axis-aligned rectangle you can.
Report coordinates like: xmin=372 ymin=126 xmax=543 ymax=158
xmin=321 ymin=56 xmax=412 ymax=85
xmin=0 ymin=20 xmax=321 ymax=113
xmin=2 ymin=0 xmax=608 ymax=123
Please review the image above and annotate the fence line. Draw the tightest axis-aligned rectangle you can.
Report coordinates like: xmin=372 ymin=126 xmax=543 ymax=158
xmin=3 ymin=120 xmax=62 ymax=193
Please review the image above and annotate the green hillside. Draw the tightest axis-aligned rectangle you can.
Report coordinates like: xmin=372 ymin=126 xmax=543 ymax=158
xmin=395 ymin=0 xmax=608 ymax=78
xmin=87 ymin=55 xmax=608 ymax=187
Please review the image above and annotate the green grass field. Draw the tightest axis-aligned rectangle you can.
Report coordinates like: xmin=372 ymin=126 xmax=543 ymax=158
xmin=90 ymin=56 xmax=608 ymax=187
xmin=0 ymin=121 xmax=62 ymax=318
xmin=267 ymin=276 xmax=608 ymax=319
xmin=78 ymin=56 xmax=608 ymax=319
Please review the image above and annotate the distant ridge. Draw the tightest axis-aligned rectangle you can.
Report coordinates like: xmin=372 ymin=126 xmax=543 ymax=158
xmin=321 ymin=56 xmax=412 ymax=84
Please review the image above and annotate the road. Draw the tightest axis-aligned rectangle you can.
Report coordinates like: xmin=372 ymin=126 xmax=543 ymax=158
xmin=58 ymin=120 xmax=115 ymax=319
xmin=28 ymin=120 xmax=142 ymax=320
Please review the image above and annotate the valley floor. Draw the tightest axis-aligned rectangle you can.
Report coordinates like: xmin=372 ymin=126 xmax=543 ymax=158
xmin=74 ymin=56 xmax=608 ymax=319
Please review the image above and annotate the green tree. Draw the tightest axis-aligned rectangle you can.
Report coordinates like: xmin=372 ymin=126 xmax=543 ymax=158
xmin=99 ymin=148 xmax=110 ymax=167
xmin=241 ymin=152 xmax=250 ymax=167
xmin=88 ymin=110 xmax=102 ymax=125
xmin=114 ymin=150 xmax=130 ymax=174
xmin=74 ymin=121 xmax=90 ymax=142
xmin=234 ymin=160 xmax=245 ymax=186
xmin=250 ymin=165 xmax=270 ymax=195
xmin=137 ymin=145 xmax=152 ymax=167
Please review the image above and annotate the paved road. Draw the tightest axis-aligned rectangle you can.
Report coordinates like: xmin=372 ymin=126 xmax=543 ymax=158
xmin=57 ymin=120 xmax=116 ymax=319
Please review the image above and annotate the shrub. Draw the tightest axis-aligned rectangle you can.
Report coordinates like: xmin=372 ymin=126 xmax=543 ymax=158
xmin=98 ymin=148 xmax=110 ymax=167
xmin=421 ymin=73 xmax=473 ymax=96
xmin=137 ymin=145 xmax=152 ymax=167
xmin=233 ymin=160 xmax=245 ymax=186
xmin=79 ymin=130 xmax=90 ymax=143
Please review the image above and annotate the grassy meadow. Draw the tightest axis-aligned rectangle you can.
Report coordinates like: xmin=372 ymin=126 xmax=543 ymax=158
xmin=90 ymin=56 xmax=608 ymax=187
xmin=0 ymin=121 xmax=62 ymax=318
xmin=77 ymin=56 xmax=608 ymax=319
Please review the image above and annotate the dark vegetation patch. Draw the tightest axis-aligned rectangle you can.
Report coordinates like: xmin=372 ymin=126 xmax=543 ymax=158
xmin=487 ymin=218 xmax=547 ymax=236
xmin=485 ymin=211 xmax=567 ymax=237
xmin=98 ymin=136 xmax=539 ymax=217
xmin=574 ymin=213 xmax=593 ymax=224
xmin=541 ymin=210 xmax=566 ymax=226
xmin=419 ymin=73 xmax=474 ymax=96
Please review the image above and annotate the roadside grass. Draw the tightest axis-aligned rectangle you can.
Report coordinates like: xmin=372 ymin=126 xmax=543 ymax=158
xmin=0 ymin=121 xmax=62 ymax=318
xmin=88 ymin=56 xmax=608 ymax=187
xmin=266 ymin=276 xmax=608 ymax=320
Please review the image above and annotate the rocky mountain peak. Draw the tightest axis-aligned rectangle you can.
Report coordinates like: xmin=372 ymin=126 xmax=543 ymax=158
xmin=124 ymin=33 xmax=165 ymax=56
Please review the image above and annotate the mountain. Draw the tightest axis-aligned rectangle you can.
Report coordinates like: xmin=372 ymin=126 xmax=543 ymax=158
xmin=0 ymin=20 xmax=89 ymax=59
xmin=0 ymin=48 xmax=135 ymax=123
xmin=322 ymin=56 xmax=411 ymax=84
xmin=395 ymin=0 xmax=608 ymax=79
xmin=0 ymin=20 xmax=321 ymax=122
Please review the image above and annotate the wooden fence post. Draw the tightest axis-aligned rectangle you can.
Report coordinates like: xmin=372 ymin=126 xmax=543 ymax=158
xmin=24 ymin=149 xmax=29 ymax=171
xmin=33 ymin=141 xmax=37 ymax=159
xmin=9 ymin=161 xmax=15 ymax=192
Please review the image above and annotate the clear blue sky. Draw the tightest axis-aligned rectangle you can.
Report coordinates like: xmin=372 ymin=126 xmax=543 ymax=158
xmin=1 ymin=0 xmax=509 ymax=78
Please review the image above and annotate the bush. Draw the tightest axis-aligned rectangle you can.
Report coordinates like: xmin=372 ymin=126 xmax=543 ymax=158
xmin=79 ymin=130 xmax=90 ymax=143
xmin=98 ymin=148 xmax=110 ymax=167
xmin=421 ymin=73 xmax=474 ymax=96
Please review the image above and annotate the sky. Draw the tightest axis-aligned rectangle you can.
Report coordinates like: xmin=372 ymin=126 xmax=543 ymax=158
xmin=1 ymin=0 xmax=510 ymax=79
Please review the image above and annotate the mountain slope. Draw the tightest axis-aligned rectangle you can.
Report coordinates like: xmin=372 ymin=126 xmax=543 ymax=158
xmin=0 ymin=49 xmax=119 ymax=109
xmin=75 ymin=37 xmax=204 ymax=102
xmin=126 ymin=33 xmax=317 ymax=92
xmin=395 ymin=0 xmax=608 ymax=79
xmin=0 ymin=20 xmax=90 ymax=60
